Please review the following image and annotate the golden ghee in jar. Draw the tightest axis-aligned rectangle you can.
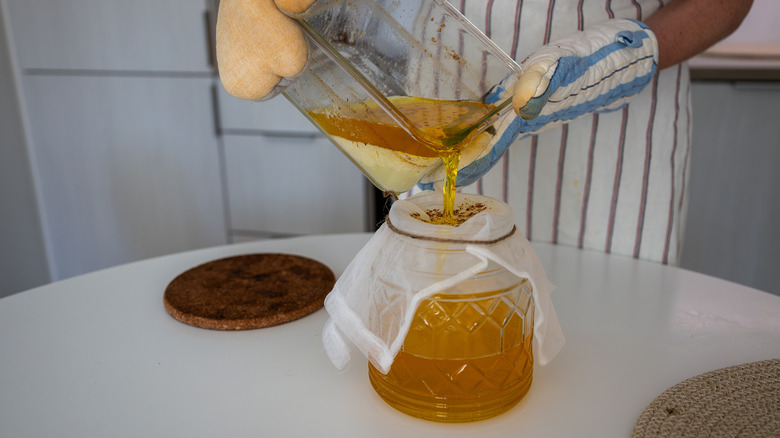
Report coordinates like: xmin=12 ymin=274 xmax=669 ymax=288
xmin=365 ymin=193 xmax=535 ymax=422
xmin=368 ymin=278 xmax=535 ymax=422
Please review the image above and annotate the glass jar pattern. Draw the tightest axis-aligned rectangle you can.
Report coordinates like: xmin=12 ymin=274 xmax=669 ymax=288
xmin=366 ymin=234 xmax=535 ymax=422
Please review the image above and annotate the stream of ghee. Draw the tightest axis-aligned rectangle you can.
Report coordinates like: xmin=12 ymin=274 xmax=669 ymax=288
xmin=307 ymin=97 xmax=496 ymax=223
xmin=310 ymin=97 xmax=532 ymax=421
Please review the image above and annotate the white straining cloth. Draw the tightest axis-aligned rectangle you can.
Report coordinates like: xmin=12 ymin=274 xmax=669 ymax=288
xmin=322 ymin=191 xmax=565 ymax=374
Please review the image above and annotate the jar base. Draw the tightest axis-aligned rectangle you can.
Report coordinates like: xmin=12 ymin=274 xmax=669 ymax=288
xmin=368 ymin=363 xmax=533 ymax=423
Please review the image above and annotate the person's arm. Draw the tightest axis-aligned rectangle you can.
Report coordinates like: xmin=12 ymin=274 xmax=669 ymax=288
xmin=455 ymin=1 xmax=754 ymax=188
xmin=644 ymin=0 xmax=754 ymax=70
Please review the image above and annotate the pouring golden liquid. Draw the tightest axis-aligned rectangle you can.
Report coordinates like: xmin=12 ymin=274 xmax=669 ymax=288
xmin=311 ymin=97 xmax=532 ymax=422
xmin=308 ymin=96 xmax=498 ymax=224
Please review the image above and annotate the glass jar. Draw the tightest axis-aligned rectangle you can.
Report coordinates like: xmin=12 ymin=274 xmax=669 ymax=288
xmin=364 ymin=192 xmax=534 ymax=422
xmin=368 ymin=260 xmax=534 ymax=422
xmin=322 ymin=192 xmax=562 ymax=423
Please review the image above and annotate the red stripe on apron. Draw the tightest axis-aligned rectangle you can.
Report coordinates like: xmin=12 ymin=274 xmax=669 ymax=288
xmin=544 ymin=0 xmax=557 ymax=44
xmin=579 ymin=114 xmax=600 ymax=248
xmin=606 ymin=106 xmax=629 ymax=253
xmin=631 ymin=0 xmax=643 ymax=20
xmin=510 ymin=0 xmax=524 ymax=59
xmin=552 ymin=125 xmax=569 ymax=244
xmin=633 ymin=72 xmax=660 ymax=258
xmin=677 ymin=78 xmax=692 ymax=256
xmin=527 ymin=135 xmax=539 ymax=239
xmin=663 ymin=64 xmax=683 ymax=264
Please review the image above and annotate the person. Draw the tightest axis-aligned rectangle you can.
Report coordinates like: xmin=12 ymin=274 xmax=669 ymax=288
xmin=216 ymin=0 xmax=753 ymax=265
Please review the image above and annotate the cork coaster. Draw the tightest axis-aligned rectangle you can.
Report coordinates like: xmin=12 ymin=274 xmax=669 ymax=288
xmin=632 ymin=358 xmax=780 ymax=437
xmin=163 ymin=253 xmax=336 ymax=330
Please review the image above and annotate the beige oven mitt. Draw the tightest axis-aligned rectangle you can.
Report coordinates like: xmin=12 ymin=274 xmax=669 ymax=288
xmin=216 ymin=0 xmax=317 ymax=101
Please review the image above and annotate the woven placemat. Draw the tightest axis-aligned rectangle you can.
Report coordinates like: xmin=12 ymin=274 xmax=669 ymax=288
xmin=632 ymin=358 xmax=780 ymax=437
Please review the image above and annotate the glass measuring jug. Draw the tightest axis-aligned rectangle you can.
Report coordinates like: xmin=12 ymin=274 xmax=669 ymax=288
xmin=272 ymin=0 xmax=522 ymax=196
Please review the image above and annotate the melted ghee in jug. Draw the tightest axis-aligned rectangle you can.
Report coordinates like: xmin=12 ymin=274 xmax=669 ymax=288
xmin=368 ymin=286 xmax=534 ymax=422
xmin=308 ymin=97 xmax=497 ymax=223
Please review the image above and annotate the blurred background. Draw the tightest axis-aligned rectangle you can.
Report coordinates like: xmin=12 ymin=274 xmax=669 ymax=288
xmin=1 ymin=0 xmax=779 ymax=298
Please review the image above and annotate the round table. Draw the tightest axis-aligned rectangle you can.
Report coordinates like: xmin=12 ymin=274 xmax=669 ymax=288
xmin=1 ymin=233 xmax=778 ymax=437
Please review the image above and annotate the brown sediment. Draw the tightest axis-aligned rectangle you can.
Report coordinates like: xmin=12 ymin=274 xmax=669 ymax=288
xmin=411 ymin=201 xmax=487 ymax=226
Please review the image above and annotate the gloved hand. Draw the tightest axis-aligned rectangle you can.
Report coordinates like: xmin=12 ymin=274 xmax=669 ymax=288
xmin=216 ymin=0 xmax=317 ymax=101
xmin=430 ymin=18 xmax=659 ymax=189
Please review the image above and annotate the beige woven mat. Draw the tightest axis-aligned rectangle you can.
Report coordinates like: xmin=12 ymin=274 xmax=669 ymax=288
xmin=632 ymin=358 xmax=780 ymax=437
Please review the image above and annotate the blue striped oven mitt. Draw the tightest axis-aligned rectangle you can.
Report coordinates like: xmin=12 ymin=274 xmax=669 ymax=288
xmin=422 ymin=18 xmax=659 ymax=189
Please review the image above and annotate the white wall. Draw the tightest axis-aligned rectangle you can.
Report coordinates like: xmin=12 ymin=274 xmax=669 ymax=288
xmin=722 ymin=0 xmax=780 ymax=44
xmin=0 ymin=3 xmax=50 ymax=298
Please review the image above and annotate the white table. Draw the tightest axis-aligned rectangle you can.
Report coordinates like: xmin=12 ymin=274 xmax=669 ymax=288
xmin=1 ymin=233 xmax=779 ymax=437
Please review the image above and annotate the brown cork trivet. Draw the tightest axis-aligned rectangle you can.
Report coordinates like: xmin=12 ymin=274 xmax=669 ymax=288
xmin=163 ymin=253 xmax=335 ymax=330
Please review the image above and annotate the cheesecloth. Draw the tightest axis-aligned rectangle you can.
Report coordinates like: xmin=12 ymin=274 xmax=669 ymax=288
xmin=322 ymin=191 xmax=565 ymax=374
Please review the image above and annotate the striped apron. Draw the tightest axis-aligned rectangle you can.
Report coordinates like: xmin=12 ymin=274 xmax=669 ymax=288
xmin=455 ymin=0 xmax=691 ymax=265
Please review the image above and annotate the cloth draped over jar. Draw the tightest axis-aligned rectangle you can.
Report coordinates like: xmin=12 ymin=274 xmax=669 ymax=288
xmin=322 ymin=191 xmax=565 ymax=374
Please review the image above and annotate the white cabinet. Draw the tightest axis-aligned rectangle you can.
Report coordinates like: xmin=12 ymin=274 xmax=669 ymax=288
xmin=681 ymin=81 xmax=780 ymax=295
xmin=224 ymin=134 xmax=367 ymax=237
xmin=5 ymin=0 xmax=215 ymax=72
xmin=3 ymin=0 xmax=228 ymax=281
xmin=218 ymin=89 xmax=369 ymax=239
xmin=22 ymin=75 xmax=227 ymax=279
xmin=0 ymin=4 xmax=49 ymax=297
xmin=3 ymin=0 xmax=368 ymax=282
xmin=217 ymin=85 xmax=320 ymax=135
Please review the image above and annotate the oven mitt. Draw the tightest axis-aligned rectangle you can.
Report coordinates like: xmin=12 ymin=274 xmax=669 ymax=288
xmin=216 ymin=0 xmax=318 ymax=101
xmin=422 ymin=18 xmax=658 ymax=189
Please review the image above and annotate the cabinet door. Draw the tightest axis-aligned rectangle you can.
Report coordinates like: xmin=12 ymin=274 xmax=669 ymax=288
xmin=217 ymin=84 xmax=320 ymax=135
xmin=224 ymin=134 xmax=367 ymax=236
xmin=22 ymin=75 xmax=226 ymax=280
xmin=0 ymin=11 xmax=50 ymax=296
xmin=682 ymin=81 xmax=780 ymax=295
xmin=5 ymin=0 xmax=214 ymax=72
